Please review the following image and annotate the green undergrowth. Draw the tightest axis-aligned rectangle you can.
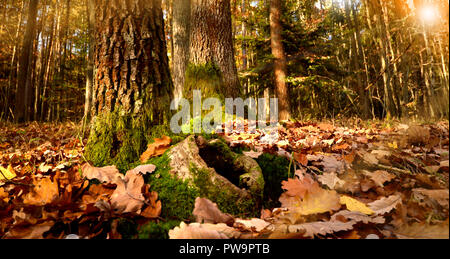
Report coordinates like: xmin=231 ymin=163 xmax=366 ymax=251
xmin=144 ymin=153 xmax=199 ymax=221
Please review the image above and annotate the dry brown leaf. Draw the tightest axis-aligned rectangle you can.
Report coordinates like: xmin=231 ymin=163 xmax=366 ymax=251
xmin=394 ymin=222 xmax=449 ymax=239
xmin=110 ymin=171 xmax=146 ymax=214
xmin=331 ymin=210 xmax=385 ymax=224
xmin=288 ymin=220 xmax=356 ymax=238
xmin=3 ymin=221 xmax=54 ymax=239
xmin=127 ymin=164 xmax=156 ymax=176
xmin=169 ymin=222 xmax=240 ymax=239
xmin=412 ymin=188 xmax=449 ymax=208
xmin=23 ymin=177 xmax=59 ymax=206
xmin=280 ymin=175 xmax=317 ymax=200
xmin=193 ymin=197 xmax=234 ymax=225
xmin=317 ymin=172 xmax=345 ymax=189
xmin=364 ymin=170 xmax=396 ymax=187
xmin=293 ymin=152 xmax=308 ymax=166
xmin=81 ymin=163 xmax=123 ymax=185
xmin=368 ymin=194 xmax=402 ymax=215
xmin=141 ymin=190 xmax=162 ymax=219
xmin=140 ymin=136 xmax=172 ymax=163
xmin=234 ymin=218 xmax=270 ymax=232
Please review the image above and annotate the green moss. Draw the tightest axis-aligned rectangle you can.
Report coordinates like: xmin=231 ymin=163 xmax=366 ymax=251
xmin=256 ymin=153 xmax=293 ymax=209
xmin=137 ymin=220 xmax=181 ymax=239
xmin=190 ymin=165 xmax=259 ymax=218
xmin=84 ymin=110 xmax=147 ymax=172
xmin=184 ymin=63 xmax=224 ymax=100
xmin=145 ymin=153 xmax=199 ymax=221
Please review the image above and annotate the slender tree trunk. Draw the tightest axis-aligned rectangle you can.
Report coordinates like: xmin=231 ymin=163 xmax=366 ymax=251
xmin=5 ymin=0 xmax=24 ymax=120
xmin=83 ymin=0 xmax=95 ymax=122
xmin=270 ymin=0 xmax=290 ymax=121
xmin=85 ymin=0 xmax=173 ymax=168
xmin=172 ymin=0 xmax=191 ymax=103
xmin=14 ymin=0 xmax=39 ymax=123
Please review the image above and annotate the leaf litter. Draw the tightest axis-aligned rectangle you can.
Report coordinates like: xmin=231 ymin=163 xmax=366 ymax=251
xmin=0 ymin=120 xmax=448 ymax=239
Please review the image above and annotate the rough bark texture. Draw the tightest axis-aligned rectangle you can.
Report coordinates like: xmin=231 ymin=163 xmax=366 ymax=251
xmin=14 ymin=0 xmax=39 ymax=123
xmin=188 ymin=0 xmax=241 ymax=98
xmin=86 ymin=0 xmax=173 ymax=169
xmin=172 ymin=0 xmax=191 ymax=102
xmin=270 ymin=0 xmax=290 ymax=121
xmin=91 ymin=0 xmax=172 ymax=119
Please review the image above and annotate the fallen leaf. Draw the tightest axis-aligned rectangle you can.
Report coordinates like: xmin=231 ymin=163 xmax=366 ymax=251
xmin=3 ymin=221 xmax=54 ymax=239
xmin=23 ymin=177 xmax=59 ymax=206
xmin=169 ymin=222 xmax=239 ymax=239
xmin=81 ymin=163 xmax=123 ymax=185
xmin=140 ymin=136 xmax=172 ymax=163
xmin=368 ymin=194 xmax=402 ymax=215
xmin=340 ymin=196 xmax=374 ymax=215
xmin=288 ymin=220 xmax=356 ymax=238
xmin=193 ymin=197 xmax=234 ymax=225
xmin=412 ymin=188 xmax=449 ymax=208
xmin=331 ymin=210 xmax=384 ymax=224
xmin=293 ymin=152 xmax=308 ymax=166
xmin=364 ymin=170 xmax=396 ymax=187
xmin=110 ymin=171 xmax=146 ymax=214
xmin=394 ymin=222 xmax=449 ymax=239
xmin=0 ymin=165 xmax=16 ymax=182
xmin=317 ymin=172 xmax=345 ymax=189
xmin=234 ymin=218 xmax=270 ymax=232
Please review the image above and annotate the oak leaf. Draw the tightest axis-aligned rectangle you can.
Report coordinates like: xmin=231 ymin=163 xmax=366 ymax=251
xmin=169 ymin=222 xmax=240 ymax=239
xmin=193 ymin=197 xmax=234 ymax=225
xmin=317 ymin=172 xmax=345 ymax=189
xmin=288 ymin=220 xmax=356 ymax=238
xmin=140 ymin=136 xmax=172 ymax=163
xmin=331 ymin=210 xmax=385 ymax=224
xmin=81 ymin=163 xmax=123 ymax=185
xmin=340 ymin=196 xmax=374 ymax=215
xmin=368 ymin=194 xmax=402 ymax=215
xmin=364 ymin=170 xmax=395 ymax=187
xmin=23 ymin=177 xmax=59 ymax=206
xmin=110 ymin=170 xmax=146 ymax=214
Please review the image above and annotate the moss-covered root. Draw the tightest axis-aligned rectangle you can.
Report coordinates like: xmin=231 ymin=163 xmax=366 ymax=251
xmin=84 ymin=111 xmax=147 ymax=172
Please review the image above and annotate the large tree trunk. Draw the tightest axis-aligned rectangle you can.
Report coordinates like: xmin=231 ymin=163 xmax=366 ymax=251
xmin=187 ymin=0 xmax=241 ymax=99
xmin=172 ymin=0 xmax=191 ymax=103
xmin=269 ymin=0 xmax=290 ymax=121
xmin=14 ymin=0 xmax=39 ymax=123
xmin=85 ymin=0 xmax=173 ymax=170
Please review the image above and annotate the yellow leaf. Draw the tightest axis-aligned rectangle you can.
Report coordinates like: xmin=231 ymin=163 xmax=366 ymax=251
xmin=340 ymin=196 xmax=374 ymax=215
xmin=0 ymin=165 xmax=16 ymax=182
xmin=294 ymin=189 xmax=341 ymax=216
xmin=388 ymin=141 xmax=398 ymax=149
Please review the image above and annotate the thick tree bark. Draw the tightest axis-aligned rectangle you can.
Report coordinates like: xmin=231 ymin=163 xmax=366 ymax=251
xmin=14 ymin=0 xmax=39 ymax=123
xmin=172 ymin=0 xmax=191 ymax=103
xmin=86 ymin=0 xmax=173 ymax=168
xmin=188 ymin=0 xmax=241 ymax=98
xmin=269 ymin=0 xmax=290 ymax=121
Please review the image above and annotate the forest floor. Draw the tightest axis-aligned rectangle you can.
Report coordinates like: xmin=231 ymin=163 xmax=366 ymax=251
xmin=0 ymin=119 xmax=448 ymax=239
